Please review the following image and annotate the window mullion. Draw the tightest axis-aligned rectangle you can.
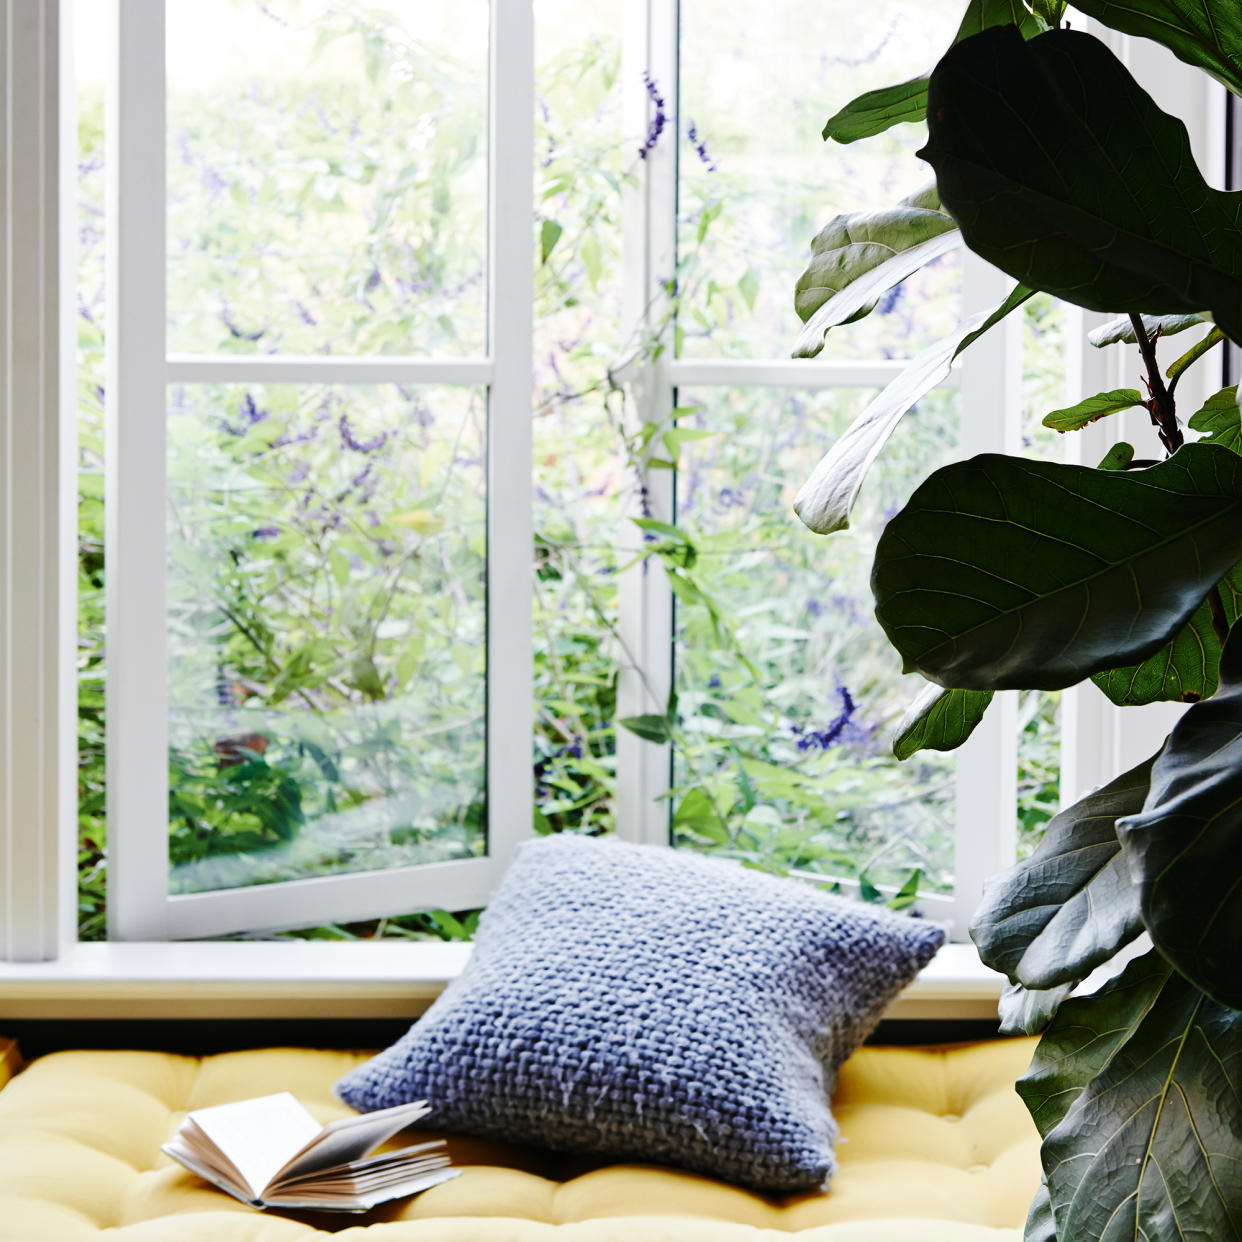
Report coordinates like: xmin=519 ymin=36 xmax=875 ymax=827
xmin=484 ymin=0 xmax=535 ymax=876
xmin=616 ymin=0 xmax=678 ymax=847
xmin=951 ymin=251 xmax=1021 ymax=938
xmin=0 ymin=0 xmax=75 ymax=961
xmin=106 ymin=0 xmax=169 ymax=940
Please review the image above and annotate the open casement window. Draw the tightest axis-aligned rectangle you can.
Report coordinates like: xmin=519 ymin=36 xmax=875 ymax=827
xmin=103 ymin=0 xmax=533 ymax=940
xmin=612 ymin=0 xmax=1228 ymax=941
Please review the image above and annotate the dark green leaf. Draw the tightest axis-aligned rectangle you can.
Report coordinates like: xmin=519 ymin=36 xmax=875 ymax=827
xmin=871 ymin=445 xmax=1242 ymax=690
xmin=1067 ymin=0 xmax=1242 ymax=97
xmin=795 ymin=183 xmax=956 ymax=326
xmin=1031 ymin=0 xmax=1065 ymax=22
xmin=1088 ymin=310 xmax=1208 ymax=348
xmin=1023 ymin=1179 xmax=1057 ymax=1242
xmin=892 ymin=683 xmax=993 ymax=759
xmin=794 ymin=286 xmax=1033 ymax=532
xmin=540 ymin=218 xmax=563 ymax=265
xmin=859 ymin=875 xmax=883 ymax=904
xmin=972 ymin=754 xmax=1153 ymax=988
xmin=998 ymin=980 xmax=1073 ymax=1036
xmin=1118 ymin=623 xmax=1242 ymax=1008
xmin=1188 ymin=384 xmax=1241 ymax=453
xmin=920 ymin=28 xmax=1242 ymax=343
xmin=1096 ymin=441 xmax=1134 ymax=471
xmin=1027 ymin=950 xmax=1242 ymax=1239
xmin=1040 ymin=388 xmax=1143 ymax=433
xmin=1017 ymin=953 xmax=1151 ymax=1140
xmin=821 ymin=0 xmax=1045 ymax=144
xmin=1091 ymin=563 xmax=1242 ymax=705
xmin=617 ymin=714 xmax=672 ymax=744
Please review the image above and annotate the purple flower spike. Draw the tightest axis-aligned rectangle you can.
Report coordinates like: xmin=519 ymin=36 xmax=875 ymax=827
xmin=339 ymin=413 xmax=389 ymax=454
xmin=794 ymin=686 xmax=860 ymax=752
xmin=638 ymin=72 xmax=668 ymax=160
xmin=686 ymin=120 xmax=719 ymax=171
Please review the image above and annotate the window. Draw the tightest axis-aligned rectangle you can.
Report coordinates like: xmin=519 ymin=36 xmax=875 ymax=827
xmin=86 ymin=1 xmax=531 ymax=940
xmin=0 ymin=1 xmax=1225 ymax=972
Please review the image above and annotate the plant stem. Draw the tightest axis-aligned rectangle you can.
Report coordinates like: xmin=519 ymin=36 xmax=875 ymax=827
xmin=1128 ymin=316 xmax=1229 ymax=645
xmin=1129 ymin=314 xmax=1182 ymax=453
xmin=1208 ymin=586 xmax=1231 ymax=647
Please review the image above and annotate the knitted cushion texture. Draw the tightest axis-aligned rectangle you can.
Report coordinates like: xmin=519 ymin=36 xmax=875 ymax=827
xmin=334 ymin=835 xmax=945 ymax=1193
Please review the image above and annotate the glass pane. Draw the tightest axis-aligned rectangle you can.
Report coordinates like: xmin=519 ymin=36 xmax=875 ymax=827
xmin=677 ymin=0 xmax=962 ymax=360
xmin=672 ymin=386 xmax=959 ymax=895
xmin=1017 ymin=293 xmax=1068 ymax=855
xmin=530 ymin=0 xmax=626 ymax=836
xmin=166 ymin=383 xmax=486 ymax=893
xmin=76 ymin=4 xmax=108 ymax=941
xmin=166 ymin=1 xmax=488 ymax=356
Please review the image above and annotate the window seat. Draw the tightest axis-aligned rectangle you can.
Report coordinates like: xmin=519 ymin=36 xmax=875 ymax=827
xmin=0 ymin=1034 xmax=1039 ymax=1242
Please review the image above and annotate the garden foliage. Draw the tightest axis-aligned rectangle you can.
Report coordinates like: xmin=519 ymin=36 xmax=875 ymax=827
xmin=804 ymin=1 xmax=1242 ymax=1235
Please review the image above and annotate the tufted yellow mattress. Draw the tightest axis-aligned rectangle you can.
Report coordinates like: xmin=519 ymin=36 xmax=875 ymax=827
xmin=0 ymin=1036 xmax=1040 ymax=1242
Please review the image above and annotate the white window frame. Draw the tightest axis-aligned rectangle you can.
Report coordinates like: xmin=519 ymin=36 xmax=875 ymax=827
xmin=0 ymin=1 xmax=1221 ymax=1016
xmin=617 ymin=0 xmax=1011 ymax=940
xmin=0 ymin=0 xmax=78 ymax=963
xmin=100 ymin=0 xmax=533 ymax=940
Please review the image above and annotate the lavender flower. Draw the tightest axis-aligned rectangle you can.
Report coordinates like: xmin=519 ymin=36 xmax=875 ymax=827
xmin=876 ymin=283 xmax=903 ymax=316
xmin=338 ymin=413 xmax=389 ymax=454
xmin=222 ymin=392 xmax=268 ymax=437
xmin=638 ymin=73 xmax=668 ymax=160
xmin=221 ymin=308 xmax=265 ymax=342
xmin=793 ymin=686 xmax=859 ymax=752
xmin=686 ymin=120 xmax=719 ymax=171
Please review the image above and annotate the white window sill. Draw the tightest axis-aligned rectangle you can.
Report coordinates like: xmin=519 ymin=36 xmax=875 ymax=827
xmin=0 ymin=941 xmax=1002 ymax=1021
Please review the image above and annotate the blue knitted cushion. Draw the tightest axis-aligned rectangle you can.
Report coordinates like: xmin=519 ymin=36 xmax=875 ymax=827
xmin=334 ymin=835 xmax=945 ymax=1192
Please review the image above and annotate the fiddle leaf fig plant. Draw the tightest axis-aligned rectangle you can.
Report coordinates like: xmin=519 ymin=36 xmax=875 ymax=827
xmin=795 ymin=0 xmax=1242 ymax=1235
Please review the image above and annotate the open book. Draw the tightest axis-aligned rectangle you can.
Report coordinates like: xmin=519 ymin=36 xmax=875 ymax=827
xmin=161 ymin=1092 xmax=459 ymax=1212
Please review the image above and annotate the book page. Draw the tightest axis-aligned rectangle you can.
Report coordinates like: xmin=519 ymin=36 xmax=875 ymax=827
xmin=188 ymin=1092 xmax=322 ymax=1198
xmin=270 ymin=1099 xmax=430 ymax=1187
xmin=275 ymin=1147 xmax=449 ymax=1193
xmin=264 ymin=1167 xmax=460 ymax=1212
xmin=273 ymin=1141 xmax=446 ymax=1189
xmin=161 ymin=1137 xmax=261 ymax=1207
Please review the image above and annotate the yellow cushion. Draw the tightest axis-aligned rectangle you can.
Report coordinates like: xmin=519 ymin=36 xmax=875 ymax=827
xmin=0 ymin=1037 xmax=1040 ymax=1242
